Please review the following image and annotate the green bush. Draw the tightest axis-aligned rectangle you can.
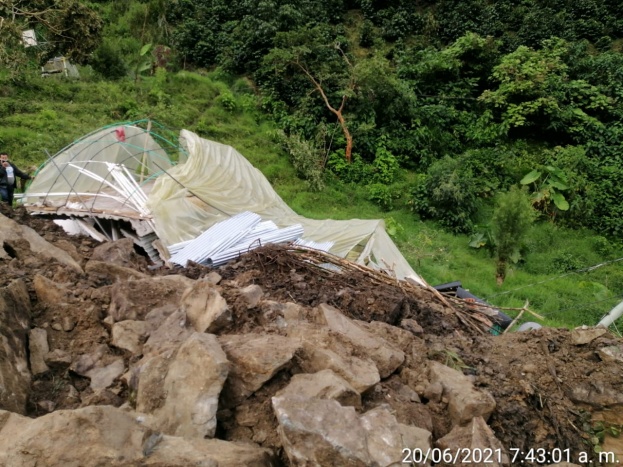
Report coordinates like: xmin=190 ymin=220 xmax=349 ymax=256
xmin=276 ymin=131 xmax=325 ymax=192
xmin=367 ymin=183 xmax=397 ymax=211
xmin=411 ymin=156 xmax=480 ymax=234
xmin=90 ymin=42 xmax=128 ymax=80
xmin=491 ymin=186 xmax=536 ymax=282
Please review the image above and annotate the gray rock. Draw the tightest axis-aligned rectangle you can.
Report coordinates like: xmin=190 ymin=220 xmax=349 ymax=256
xmin=275 ymin=369 xmax=361 ymax=408
xmin=90 ymin=238 xmax=142 ymax=268
xmin=36 ymin=400 xmax=56 ymax=413
xmin=238 ymin=284 xmax=263 ymax=308
xmin=436 ymin=417 xmax=510 ymax=466
xmin=108 ymin=275 xmax=194 ymax=322
xmin=28 ymin=328 xmax=50 ymax=375
xmin=85 ymin=260 xmax=148 ymax=282
xmin=0 ymin=405 xmax=274 ymax=467
xmin=144 ymin=304 xmax=178 ymax=330
xmin=219 ymin=334 xmax=302 ymax=407
xmin=0 ymin=213 xmax=82 ymax=272
xmin=181 ymin=280 xmax=231 ymax=333
xmin=288 ymin=323 xmax=380 ymax=393
xmin=87 ymin=358 xmax=125 ymax=391
xmin=205 ymin=271 xmax=222 ymax=285
xmin=0 ymin=280 xmax=32 ymax=414
xmin=571 ymin=326 xmax=607 ymax=345
xmin=359 ymin=320 xmax=416 ymax=351
xmin=112 ymin=320 xmax=151 ymax=355
xmin=44 ymin=349 xmax=72 ymax=369
xmin=317 ymin=303 xmax=405 ymax=378
xmin=401 ymin=319 xmax=424 ymax=336
xmin=142 ymin=309 xmax=191 ymax=357
xmin=136 ymin=333 xmax=229 ymax=438
xmin=428 ymin=361 xmax=496 ymax=427
xmin=62 ymin=316 xmax=76 ymax=332
xmin=70 ymin=344 xmax=108 ymax=376
xmin=360 ymin=406 xmax=432 ymax=467
xmin=33 ymin=274 xmax=67 ymax=306
xmin=596 ymin=345 xmax=623 ymax=363
xmin=423 ymin=381 xmax=443 ymax=403
xmin=273 ymin=395 xmax=371 ymax=466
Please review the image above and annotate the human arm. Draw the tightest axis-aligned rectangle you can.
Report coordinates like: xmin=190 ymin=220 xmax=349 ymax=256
xmin=11 ymin=163 xmax=31 ymax=180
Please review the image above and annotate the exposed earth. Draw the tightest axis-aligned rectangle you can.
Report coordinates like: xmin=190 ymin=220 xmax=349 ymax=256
xmin=1 ymin=203 xmax=622 ymax=466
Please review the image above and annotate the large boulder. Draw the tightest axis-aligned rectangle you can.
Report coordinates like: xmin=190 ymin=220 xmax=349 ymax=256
xmin=0 ymin=406 xmax=274 ymax=466
xmin=136 ymin=333 xmax=229 ymax=438
xmin=142 ymin=308 xmax=191 ymax=357
xmin=287 ymin=323 xmax=380 ymax=393
xmin=180 ymin=280 xmax=231 ymax=333
xmin=275 ymin=369 xmax=362 ymax=409
xmin=70 ymin=344 xmax=125 ymax=391
xmin=0 ymin=280 xmax=31 ymax=414
xmin=0 ymin=213 xmax=82 ymax=272
xmin=316 ymin=304 xmax=405 ymax=378
xmin=90 ymin=237 xmax=144 ymax=269
xmin=428 ymin=361 xmax=496 ymax=426
xmin=143 ymin=436 xmax=275 ymax=466
xmin=111 ymin=320 xmax=151 ymax=355
xmin=85 ymin=260 xmax=148 ymax=282
xmin=108 ymin=275 xmax=194 ymax=322
xmin=219 ymin=334 xmax=302 ymax=407
xmin=436 ymin=416 xmax=510 ymax=466
xmin=272 ymin=395 xmax=372 ymax=466
xmin=361 ymin=405 xmax=432 ymax=467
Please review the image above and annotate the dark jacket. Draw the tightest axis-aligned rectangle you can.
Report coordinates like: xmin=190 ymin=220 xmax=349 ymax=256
xmin=0 ymin=162 xmax=30 ymax=188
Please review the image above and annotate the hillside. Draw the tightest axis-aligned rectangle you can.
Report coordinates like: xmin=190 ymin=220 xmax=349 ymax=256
xmin=2 ymin=0 xmax=623 ymax=330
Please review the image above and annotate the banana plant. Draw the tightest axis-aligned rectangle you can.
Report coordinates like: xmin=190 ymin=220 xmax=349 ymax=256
xmin=520 ymin=165 xmax=570 ymax=216
xmin=133 ymin=43 xmax=153 ymax=82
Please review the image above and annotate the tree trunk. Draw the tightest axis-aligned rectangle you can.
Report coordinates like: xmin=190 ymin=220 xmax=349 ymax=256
xmin=335 ymin=109 xmax=352 ymax=163
xmin=297 ymin=62 xmax=353 ymax=163
xmin=496 ymin=258 xmax=506 ymax=285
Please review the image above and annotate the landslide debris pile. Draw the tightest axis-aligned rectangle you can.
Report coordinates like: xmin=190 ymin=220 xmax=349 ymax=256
xmin=1 ymin=205 xmax=622 ymax=466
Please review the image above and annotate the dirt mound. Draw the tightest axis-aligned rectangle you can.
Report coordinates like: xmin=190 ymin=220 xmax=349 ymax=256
xmin=1 ymin=206 xmax=622 ymax=465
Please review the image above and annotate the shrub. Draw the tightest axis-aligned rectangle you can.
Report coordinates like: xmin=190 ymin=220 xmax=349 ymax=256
xmin=491 ymin=186 xmax=536 ymax=283
xmin=411 ymin=156 xmax=480 ymax=234
xmin=90 ymin=42 xmax=127 ymax=80
xmin=276 ymin=131 xmax=325 ymax=192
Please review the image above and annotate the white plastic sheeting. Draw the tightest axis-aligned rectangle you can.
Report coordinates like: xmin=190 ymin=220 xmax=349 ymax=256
xmin=147 ymin=130 xmax=424 ymax=284
xmin=24 ymin=125 xmax=173 ymax=209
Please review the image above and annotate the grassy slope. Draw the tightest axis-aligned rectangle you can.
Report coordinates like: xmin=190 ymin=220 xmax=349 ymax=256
xmin=2 ymin=69 xmax=622 ymax=331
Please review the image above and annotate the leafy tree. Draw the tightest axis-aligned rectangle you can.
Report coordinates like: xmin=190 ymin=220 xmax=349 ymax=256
xmin=479 ymin=38 xmax=609 ymax=143
xmin=0 ymin=0 xmax=102 ymax=66
xmin=491 ymin=187 xmax=535 ymax=284
xmin=264 ymin=26 xmax=356 ymax=162
xmin=411 ymin=156 xmax=481 ymax=234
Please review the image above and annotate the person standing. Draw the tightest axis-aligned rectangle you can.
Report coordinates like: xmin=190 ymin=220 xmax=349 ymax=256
xmin=0 ymin=153 xmax=31 ymax=207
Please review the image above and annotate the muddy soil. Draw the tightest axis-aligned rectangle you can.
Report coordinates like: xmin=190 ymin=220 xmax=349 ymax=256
xmin=2 ymin=205 xmax=622 ymax=465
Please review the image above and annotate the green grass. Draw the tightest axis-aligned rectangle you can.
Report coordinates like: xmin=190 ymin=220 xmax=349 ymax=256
xmin=3 ymin=67 xmax=622 ymax=331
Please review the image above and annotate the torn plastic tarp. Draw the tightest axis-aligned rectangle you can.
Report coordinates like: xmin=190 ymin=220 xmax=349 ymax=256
xmin=147 ymin=130 xmax=424 ymax=284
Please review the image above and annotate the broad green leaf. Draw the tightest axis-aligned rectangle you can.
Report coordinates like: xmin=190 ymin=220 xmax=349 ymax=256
xmin=551 ymin=191 xmax=569 ymax=210
xmin=140 ymin=43 xmax=152 ymax=56
xmin=548 ymin=179 xmax=569 ymax=190
xmin=468 ymin=233 xmax=485 ymax=248
xmin=520 ymin=170 xmax=541 ymax=185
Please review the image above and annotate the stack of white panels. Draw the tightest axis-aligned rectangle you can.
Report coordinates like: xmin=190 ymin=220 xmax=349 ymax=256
xmin=293 ymin=238 xmax=334 ymax=253
xmin=206 ymin=223 xmax=304 ymax=266
xmin=169 ymin=211 xmax=261 ymax=266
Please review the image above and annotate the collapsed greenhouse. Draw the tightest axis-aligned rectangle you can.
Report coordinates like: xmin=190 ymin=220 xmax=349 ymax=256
xmin=22 ymin=120 xmax=424 ymax=284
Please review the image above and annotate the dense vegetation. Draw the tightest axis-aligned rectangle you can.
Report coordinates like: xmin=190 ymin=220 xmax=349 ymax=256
xmin=2 ymin=0 xmax=623 ymax=329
